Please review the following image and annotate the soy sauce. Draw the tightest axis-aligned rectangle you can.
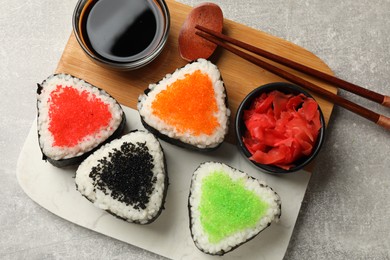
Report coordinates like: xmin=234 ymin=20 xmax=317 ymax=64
xmin=79 ymin=0 xmax=165 ymax=63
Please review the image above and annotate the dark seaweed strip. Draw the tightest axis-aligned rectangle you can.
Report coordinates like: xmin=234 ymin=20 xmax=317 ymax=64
xmin=89 ymin=141 xmax=157 ymax=210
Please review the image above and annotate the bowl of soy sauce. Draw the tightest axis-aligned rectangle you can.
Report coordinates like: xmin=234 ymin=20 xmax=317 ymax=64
xmin=73 ymin=0 xmax=170 ymax=70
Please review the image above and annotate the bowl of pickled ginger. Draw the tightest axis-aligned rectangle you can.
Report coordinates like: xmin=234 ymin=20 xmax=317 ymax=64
xmin=235 ymin=82 xmax=326 ymax=174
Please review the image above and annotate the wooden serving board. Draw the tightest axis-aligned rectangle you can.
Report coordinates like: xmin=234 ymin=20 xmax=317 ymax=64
xmin=56 ymin=0 xmax=337 ymax=144
xmin=18 ymin=3 xmax=338 ymax=258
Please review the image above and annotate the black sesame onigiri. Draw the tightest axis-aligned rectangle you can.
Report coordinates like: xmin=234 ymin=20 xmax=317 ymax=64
xmin=75 ymin=130 xmax=168 ymax=224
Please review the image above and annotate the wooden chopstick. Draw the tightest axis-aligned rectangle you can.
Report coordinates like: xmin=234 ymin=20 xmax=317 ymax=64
xmin=196 ymin=25 xmax=390 ymax=108
xmin=195 ymin=26 xmax=390 ymax=130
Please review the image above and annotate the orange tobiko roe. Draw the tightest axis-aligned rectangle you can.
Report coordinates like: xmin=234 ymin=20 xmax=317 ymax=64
xmin=151 ymin=70 xmax=220 ymax=136
xmin=48 ymin=85 xmax=112 ymax=147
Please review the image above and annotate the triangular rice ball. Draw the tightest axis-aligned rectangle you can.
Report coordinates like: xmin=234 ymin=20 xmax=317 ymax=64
xmin=189 ymin=162 xmax=281 ymax=255
xmin=75 ymin=130 xmax=168 ymax=224
xmin=36 ymin=74 xmax=125 ymax=167
xmin=138 ymin=59 xmax=230 ymax=150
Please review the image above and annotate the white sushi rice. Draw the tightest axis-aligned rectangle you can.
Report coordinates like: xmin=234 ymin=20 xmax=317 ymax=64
xmin=137 ymin=59 xmax=230 ymax=149
xmin=37 ymin=74 xmax=123 ymax=160
xmin=189 ymin=162 xmax=281 ymax=255
xmin=75 ymin=130 xmax=167 ymax=224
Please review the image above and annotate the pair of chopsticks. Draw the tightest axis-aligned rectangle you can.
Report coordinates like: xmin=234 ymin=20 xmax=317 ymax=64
xmin=195 ymin=25 xmax=390 ymax=131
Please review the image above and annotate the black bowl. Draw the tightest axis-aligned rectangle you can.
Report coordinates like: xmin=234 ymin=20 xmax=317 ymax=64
xmin=235 ymin=82 xmax=326 ymax=174
xmin=72 ymin=0 xmax=170 ymax=71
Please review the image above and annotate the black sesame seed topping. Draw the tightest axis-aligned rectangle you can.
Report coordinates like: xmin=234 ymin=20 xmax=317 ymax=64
xmin=89 ymin=141 xmax=157 ymax=209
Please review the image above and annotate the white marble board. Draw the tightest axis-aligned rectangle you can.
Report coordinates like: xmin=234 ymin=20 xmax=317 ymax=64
xmin=17 ymin=106 xmax=311 ymax=260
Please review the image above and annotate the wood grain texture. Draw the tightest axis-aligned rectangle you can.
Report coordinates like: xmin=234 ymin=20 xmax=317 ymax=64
xmin=55 ymin=0 xmax=337 ymax=144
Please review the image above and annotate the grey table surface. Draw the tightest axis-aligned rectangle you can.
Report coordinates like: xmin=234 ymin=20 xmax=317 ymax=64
xmin=1 ymin=0 xmax=390 ymax=259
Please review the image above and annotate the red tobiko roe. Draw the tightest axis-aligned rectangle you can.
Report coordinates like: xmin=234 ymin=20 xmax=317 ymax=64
xmin=48 ymin=85 xmax=112 ymax=147
xmin=242 ymin=90 xmax=322 ymax=170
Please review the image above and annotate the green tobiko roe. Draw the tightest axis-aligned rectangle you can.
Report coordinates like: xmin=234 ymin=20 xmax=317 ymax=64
xmin=199 ymin=171 xmax=269 ymax=243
